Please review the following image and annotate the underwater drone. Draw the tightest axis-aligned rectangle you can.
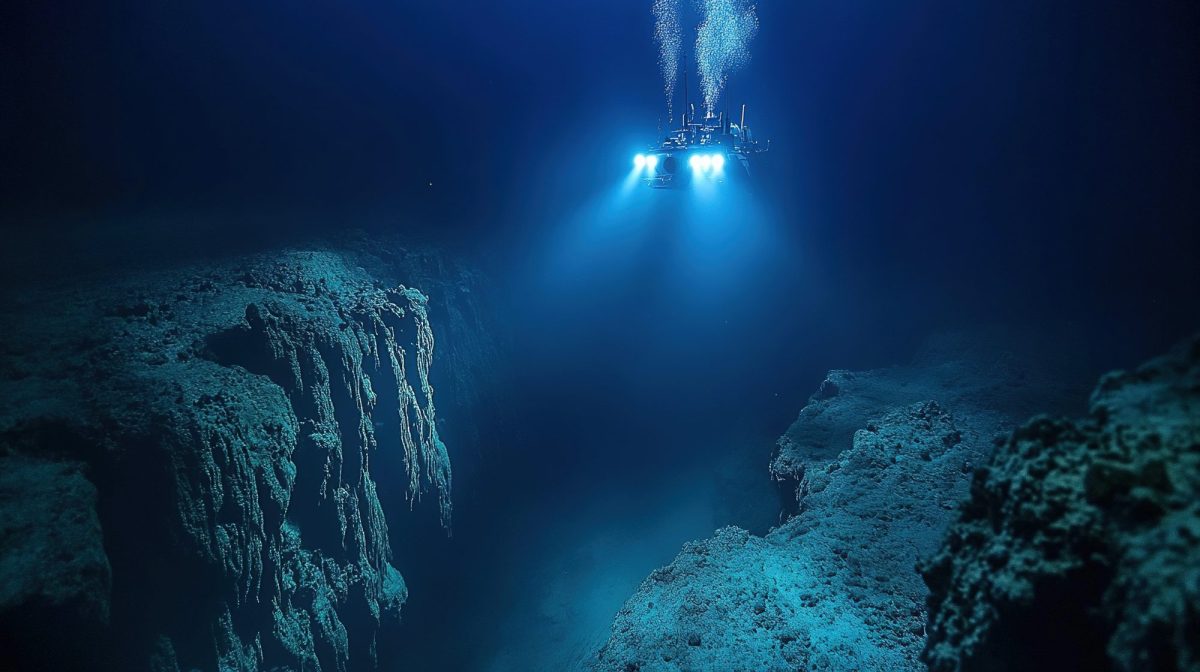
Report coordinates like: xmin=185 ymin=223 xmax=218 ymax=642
xmin=633 ymin=102 xmax=768 ymax=189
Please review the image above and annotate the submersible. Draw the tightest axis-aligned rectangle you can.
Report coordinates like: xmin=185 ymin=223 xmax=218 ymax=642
xmin=633 ymin=102 xmax=768 ymax=189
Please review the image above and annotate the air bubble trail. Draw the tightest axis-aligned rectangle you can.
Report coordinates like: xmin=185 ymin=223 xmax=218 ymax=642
xmin=653 ymin=0 xmax=682 ymax=121
xmin=694 ymin=0 xmax=758 ymax=115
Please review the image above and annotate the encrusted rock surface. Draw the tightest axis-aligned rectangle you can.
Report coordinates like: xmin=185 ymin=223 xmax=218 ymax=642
xmin=592 ymin=332 xmax=1087 ymax=672
xmin=0 ymin=242 xmax=489 ymax=671
xmin=921 ymin=336 xmax=1200 ymax=672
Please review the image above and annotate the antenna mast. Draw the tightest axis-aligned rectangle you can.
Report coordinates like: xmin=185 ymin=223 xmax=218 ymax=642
xmin=682 ymin=59 xmax=689 ymax=127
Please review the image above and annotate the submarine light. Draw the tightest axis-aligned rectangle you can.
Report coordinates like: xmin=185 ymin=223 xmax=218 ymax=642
xmin=689 ymin=153 xmax=725 ymax=174
xmin=634 ymin=154 xmax=647 ymax=169
xmin=645 ymin=155 xmax=659 ymax=170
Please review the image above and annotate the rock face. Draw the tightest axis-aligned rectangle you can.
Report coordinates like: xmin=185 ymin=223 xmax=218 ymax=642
xmin=0 ymin=242 xmax=489 ymax=671
xmin=591 ymin=331 xmax=1087 ymax=672
xmin=921 ymin=336 xmax=1200 ymax=672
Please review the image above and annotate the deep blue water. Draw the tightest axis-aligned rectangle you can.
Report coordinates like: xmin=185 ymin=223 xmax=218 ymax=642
xmin=3 ymin=1 xmax=1199 ymax=670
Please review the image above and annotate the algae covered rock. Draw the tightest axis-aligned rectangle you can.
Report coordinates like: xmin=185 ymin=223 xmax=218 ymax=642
xmin=921 ymin=336 xmax=1200 ymax=672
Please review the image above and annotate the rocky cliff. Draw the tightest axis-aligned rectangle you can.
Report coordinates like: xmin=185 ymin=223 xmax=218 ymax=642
xmin=0 ymin=241 xmax=491 ymax=671
xmin=590 ymin=331 xmax=1091 ymax=671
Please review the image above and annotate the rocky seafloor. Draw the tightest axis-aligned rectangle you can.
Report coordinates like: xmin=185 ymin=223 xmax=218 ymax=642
xmin=0 ymin=239 xmax=496 ymax=672
xmin=591 ymin=332 xmax=1199 ymax=672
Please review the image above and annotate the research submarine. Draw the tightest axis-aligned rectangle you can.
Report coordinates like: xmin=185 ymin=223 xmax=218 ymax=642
xmin=632 ymin=103 xmax=768 ymax=189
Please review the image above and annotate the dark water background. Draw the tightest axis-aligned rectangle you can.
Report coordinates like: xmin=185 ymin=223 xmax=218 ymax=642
xmin=4 ymin=1 xmax=1199 ymax=669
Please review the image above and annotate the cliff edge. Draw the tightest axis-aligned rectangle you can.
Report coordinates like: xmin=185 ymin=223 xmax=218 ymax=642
xmin=0 ymin=242 xmax=487 ymax=671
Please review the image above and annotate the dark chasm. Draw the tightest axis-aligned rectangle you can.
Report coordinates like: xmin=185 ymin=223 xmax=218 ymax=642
xmin=1 ymin=1 xmax=1198 ymax=671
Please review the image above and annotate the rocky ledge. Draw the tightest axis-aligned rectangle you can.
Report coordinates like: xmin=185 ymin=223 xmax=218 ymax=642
xmin=0 ymin=241 xmax=489 ymax=672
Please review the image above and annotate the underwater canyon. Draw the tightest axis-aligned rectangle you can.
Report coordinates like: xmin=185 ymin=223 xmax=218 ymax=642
xmin=2 ymin=233 xmax=1197 ymax=671
xmin=4 ymin=0 xmax=1200 ymax=670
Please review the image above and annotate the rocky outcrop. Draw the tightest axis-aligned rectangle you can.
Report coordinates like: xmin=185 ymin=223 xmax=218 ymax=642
xmin=0 ymin=243 xmax=488 ymax=671
xmin=591 ymin=331 xmax=1087 ymax=672
xmin=770 ymin=330 xmax=1091 ymax=516
xmin=921 ymin=336 xmax=1200 ymax=672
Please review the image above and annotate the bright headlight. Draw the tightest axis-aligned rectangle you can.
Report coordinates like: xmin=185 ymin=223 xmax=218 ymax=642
xmin=698 ymin=155 xmax=712 ymax=170
xmin=689 ymin=155 xmax=701 ymax=170
xmin=711 ymin=154 xmax=725 ymax=170
xmin=634 ymin=154 xmax=646 ymax=169
xmin=645 ymin=155 xmax=659 ymax=170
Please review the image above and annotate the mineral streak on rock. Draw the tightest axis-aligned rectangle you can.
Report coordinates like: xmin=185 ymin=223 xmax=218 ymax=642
xmin=0 ymin=244 xmax=477 ymax=671
xmin=921 ymin=336 xmax=1200 ymax=672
